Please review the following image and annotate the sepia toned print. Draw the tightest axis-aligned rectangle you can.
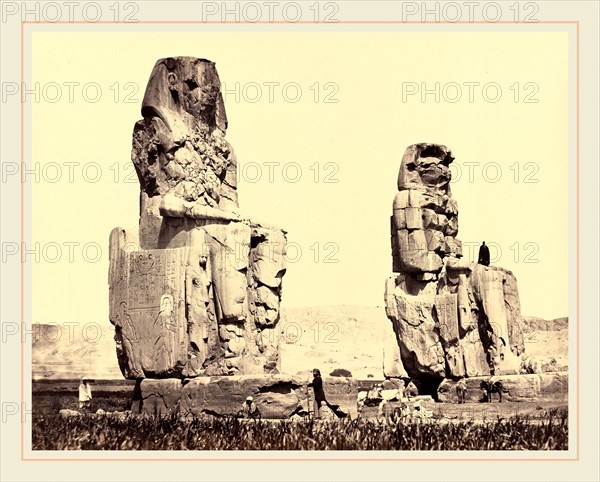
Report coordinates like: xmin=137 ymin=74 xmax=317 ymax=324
xmin=32 ymin=50 xmax=568 ymax=451
xmin=1 ymin=1 xmax=598 ymax=481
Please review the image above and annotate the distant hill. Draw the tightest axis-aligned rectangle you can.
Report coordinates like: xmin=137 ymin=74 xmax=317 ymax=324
xmin=32 ymin=324 xmax=121 ymax=381
xmin=32 ymin=308 xmax=568 ymax=380
xmin=520 ymin=317 xmax=568 ymax=371
xmin=523 ymin=316 xmax=568 ymax=332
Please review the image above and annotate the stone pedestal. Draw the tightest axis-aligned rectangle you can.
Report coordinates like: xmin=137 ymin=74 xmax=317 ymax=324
xmin=135 ymin=375 xmax=359 ymax=419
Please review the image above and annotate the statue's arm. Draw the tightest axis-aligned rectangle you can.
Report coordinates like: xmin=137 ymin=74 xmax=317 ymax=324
xmin=159 ymin=193 xmax=241 ymax=222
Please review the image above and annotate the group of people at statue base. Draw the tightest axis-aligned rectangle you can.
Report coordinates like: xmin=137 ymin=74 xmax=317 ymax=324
xmin=355 ymin=382 xmax=434 ymax=423
xmin=376 ymin=398 xmax=434 ymax=424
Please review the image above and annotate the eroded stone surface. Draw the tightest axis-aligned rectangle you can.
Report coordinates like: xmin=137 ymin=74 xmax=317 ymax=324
xmin=109 ymin=57 xmax=286 ymax=379
xmin=138 ymin=379 xmax=182 ymax=415
xmin=385 ymin=144 xmax=526 ymax=382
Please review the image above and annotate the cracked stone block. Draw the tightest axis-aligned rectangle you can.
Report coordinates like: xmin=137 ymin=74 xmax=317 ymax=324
xmin=138 ymin=379 xmax=182 ymax=415
xmin=392 ymin=209 xmax=406 ymax=230
xmin=405 ymin=207 xmax=423 ymax=230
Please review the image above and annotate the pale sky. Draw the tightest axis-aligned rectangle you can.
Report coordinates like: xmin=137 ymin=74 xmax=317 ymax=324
xmin=31 ymin=31 xmax=569 ymax=324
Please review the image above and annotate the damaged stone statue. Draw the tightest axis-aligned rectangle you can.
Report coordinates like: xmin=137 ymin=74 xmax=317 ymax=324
xmin=109 ymin=57 xmax=287 ymax=379
xmin=108 ymin=57 xmax=357 ymax=418
xmin=384 ymin=143 xmax=525 ymax=389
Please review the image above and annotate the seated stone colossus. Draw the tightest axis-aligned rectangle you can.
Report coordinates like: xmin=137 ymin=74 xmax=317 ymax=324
xmin=384 ymin=143 xmax=525 ymax=386
xmin=109 ymin=57 xmax=286 ymax=379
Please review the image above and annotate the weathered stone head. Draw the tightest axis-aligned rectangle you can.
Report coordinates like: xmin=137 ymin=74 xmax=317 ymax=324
xmin=397 ymin=143 xmax=454 ymax=192
xmin=132 ymin=57 xmax=239 ymax=250
xmin=142 ymin=57 xmax=227 ymax=135
xmin=391 ymin=143 xmax=461 ymax=276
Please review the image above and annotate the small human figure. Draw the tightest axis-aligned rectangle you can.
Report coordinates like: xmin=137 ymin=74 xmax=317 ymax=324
xmin=399 ymin=402 xmax=411 ymax=420
xmin=241 ymin=396 xmax=260 ymax=421
xmin=391 ymin=407 xmax=403 ymax=424
xmin=367 ymin=382 xmax=383 ymax=403
xmin=478 ymin=241 xmax=490 ymax=266
xmin=456 ymin=378 xmax=467 ymax=404
xmin=377 ymin=398 xmax=390 ymax=424
xmin=405 ymin=381 xmax=419 ymax=399
xmin=308 ymin=368 xmax=336 ymax=419
xmin=78 ymin=377 xmax=92 ymax=410
xmin=186 ymin=253 xmax=212 ymax=369
xmin=412 ymin=400 xmax=423 ymax=419
xmin=412 ymin=400 xmax=433 ymax=419
xmin=356 ymin=395 xmax=366 ymax=418
xmin=519 ymin=354 xmax=541 ymax=374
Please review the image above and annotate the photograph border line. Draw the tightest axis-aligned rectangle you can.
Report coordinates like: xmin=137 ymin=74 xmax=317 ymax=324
xmin=20 ymin=19 xmax=580 ymax=463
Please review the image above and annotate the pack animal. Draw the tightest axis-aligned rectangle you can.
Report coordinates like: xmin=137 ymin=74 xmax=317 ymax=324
xmin=480 ymin=379 xmax=504 ymax=403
